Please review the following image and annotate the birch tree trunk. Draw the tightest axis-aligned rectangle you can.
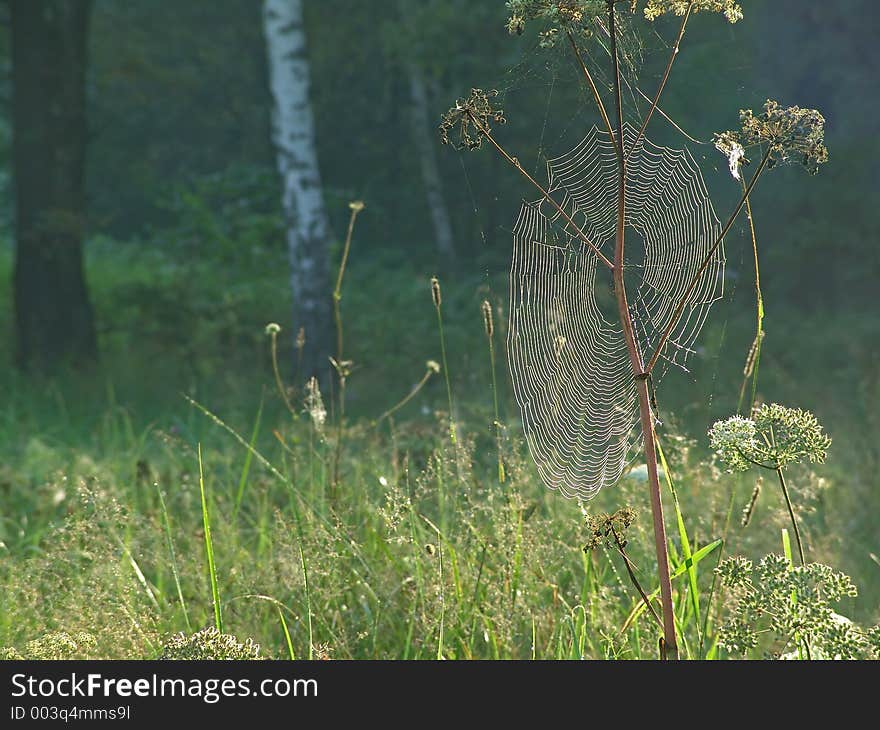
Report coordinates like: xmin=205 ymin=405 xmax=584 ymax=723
xmin=263 ymin=0 xmax=332 ymax=380
xmin=408 ymin=66 xmax=457 ymax=262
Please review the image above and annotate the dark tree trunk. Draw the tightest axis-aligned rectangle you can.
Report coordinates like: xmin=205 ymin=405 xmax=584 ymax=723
xmin=11 ymin=0 xmax=96 ymax=371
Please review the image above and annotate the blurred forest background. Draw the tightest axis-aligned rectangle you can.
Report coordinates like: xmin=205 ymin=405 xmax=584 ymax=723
xmin=0 ymin=0 xmax=878 ymax=650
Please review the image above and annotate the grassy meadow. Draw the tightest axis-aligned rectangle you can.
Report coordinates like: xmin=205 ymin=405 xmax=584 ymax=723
xmin=1 ymin=235 xmax=877 ymax=661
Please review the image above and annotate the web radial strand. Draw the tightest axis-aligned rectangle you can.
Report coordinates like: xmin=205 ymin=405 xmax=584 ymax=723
xmin=508 ymin=123 xmax=723 ymax=499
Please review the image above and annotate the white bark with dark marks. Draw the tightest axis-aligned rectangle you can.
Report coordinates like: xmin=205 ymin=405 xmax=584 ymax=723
xmin=263 ymin=0 xmax=332 ymax=379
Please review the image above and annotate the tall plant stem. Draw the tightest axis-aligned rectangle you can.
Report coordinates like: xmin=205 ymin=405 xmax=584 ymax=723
xmin=331 ymin=202 xmax=363 ymax=491
xmin=432 ymin=285 xmax=457 ymax=445
xmin=470 ymin=119 xmax=613 ymax=270
xmin=611 ymin=528 xmax=664 ymax=631
xmin=736 ymin=177 xmax=764 ymax=415
xmin=626 ymin=1 xmax=693 ymax=160
xmin=776 ymin=467 xmax=806 ymax=566
xmin=269 ymin=327 xmax=297 ymax=419
xmin=566 ymin=30 xmax=617 ymax=146
xmin=607 ymin=0 xmax=678 ymax=660
xmin=376 ymin=365 xmax=437 ymax=424
xmin=333 ymin=203 xmax=362 ymax=363
xmin=644 ymin=146 xmax=772 ymax=375
xmin=485 ymin=320 xmax=505 ymax=484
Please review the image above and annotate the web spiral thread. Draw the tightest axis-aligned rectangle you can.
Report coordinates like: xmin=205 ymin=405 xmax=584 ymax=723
xmin=508 ymin=123 xmax=723 ymax=500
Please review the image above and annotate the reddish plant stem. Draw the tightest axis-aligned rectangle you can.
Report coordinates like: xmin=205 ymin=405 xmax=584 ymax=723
xmin=608 ymin=0 xmax=678 ymax=660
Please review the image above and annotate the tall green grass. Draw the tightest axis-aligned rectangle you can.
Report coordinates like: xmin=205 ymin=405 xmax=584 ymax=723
xmin=0 ymin=242 xmax=877 ymax=659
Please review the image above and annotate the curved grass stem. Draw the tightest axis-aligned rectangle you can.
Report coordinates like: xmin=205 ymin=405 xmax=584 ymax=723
xmin=777 ymin=467 xmax=806 ymax=566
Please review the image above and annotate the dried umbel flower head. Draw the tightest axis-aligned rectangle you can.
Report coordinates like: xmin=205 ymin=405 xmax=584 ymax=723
xmin=715 ymin=100 xmax=829 ymax=175
xmin=265 ymin=322 xmax=282 ymax=336
xmin=439 ymin=89 xmax=506 ymax=151
xmin=481 ymin=300 xmax=494 ymax=339
xmin=426 ymin=359 xmax=441 ymax=374
xmin=348 ymin=200 xmax=365 ymax=213
xmin=584 ymin=506 xmax=637 ymax=551
xmin=643 ymin=0 xmax=742 ymax=23
xmin=709 ymin=403 xmax=832 ymax=472
xmin=430 ymin=276 xmax=442 ymax=308
xmin=506 ymin=1 xmax=605 ymax=41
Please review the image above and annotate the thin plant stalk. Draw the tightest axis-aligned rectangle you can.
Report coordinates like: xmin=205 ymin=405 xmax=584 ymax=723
xmin=700 ymin=487 xmax=736 ymax=658
xmin=333 ymin=201 xmax=363 ymax=365
xmin=482 ymin=300 xmax=505 ymax=483
xmin=782 ymin=529 xmax=811 ymax=659
xmin=776 ymin=466 xmax=806 ymax=566
xmin=736 ymin=175 xmax=764 ymax=415
xmin=468 ymin=123 xmax=613 ymax=269
xmin=566 ymin=30 xmax=616 ymax=145
xmin=421 ymin=515 xmax=445 ymax=660
xmin=432 ymin=277 xmax=457 ymax=444
xmin=233 ymin=394 xmax=263 ymax=521
xmin=376 ymin=363 xmax=439 ymax=424
xmin=197 ymin=443 xmax=223 ymax=633
xmin=626 ymin=1 xmax=694 ymax=160
xmin=155 ymin=482 xmax=192 ymax=632
xmin=268 ymin=325 xmax=297 ymax=419
xmin=330 ymin=202 xmax=363 ymax=492
xmin=610 ymin=527 xmax=663 ymax=631
xmin=278 ymin=607 xmax=296 ymax=660
xmin=644 ymin=145 xmax=772 ymax=375
xmin=607 ymin=0 xmax=678 ymax=660
xmin=292 ymin=496 xmax=315 ymax=659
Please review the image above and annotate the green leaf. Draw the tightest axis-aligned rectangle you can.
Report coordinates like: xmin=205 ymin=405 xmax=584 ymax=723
xmin=621 ymin=539 xmax=722 ymax=633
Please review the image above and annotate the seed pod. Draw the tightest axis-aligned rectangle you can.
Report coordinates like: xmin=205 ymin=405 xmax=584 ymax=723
xmin=430 ymin=277 xmax=442 ymax=308
xmin=741 ymin=477 xmax=762 ymax=527
xmin=743 ymin=331 xmax=765 ymax=377
xmin=481 ymin=300 xmax=494 ymax=339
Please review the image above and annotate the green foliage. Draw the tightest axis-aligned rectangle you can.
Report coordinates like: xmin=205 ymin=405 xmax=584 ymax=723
xmin=715 ymin=100 xmax=829 ymax=174
xmin=0 ymin=486 xmax=159 ymax=659
xmin=709 ymin=403 xmax=832 ymax=472
xmin=716 ymin=554 xmax=878 ymax=659
xmin=153 ymin=164 xmax=284 ymax=266
xmin=160 ymin=627 xmax=262 ymax=660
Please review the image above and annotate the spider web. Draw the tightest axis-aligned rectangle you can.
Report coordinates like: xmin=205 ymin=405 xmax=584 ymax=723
xmin=508 ymin=123 xmax=723 ymax=500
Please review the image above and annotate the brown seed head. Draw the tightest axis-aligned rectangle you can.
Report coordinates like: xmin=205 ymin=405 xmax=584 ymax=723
xmin=481 ymin=300 xmax=494 ymax=339
xmin=430 ymin=276 xmax=442 ymax=309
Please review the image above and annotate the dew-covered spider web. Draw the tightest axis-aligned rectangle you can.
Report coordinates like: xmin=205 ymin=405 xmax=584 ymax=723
xmin=507 ymin=123 xmax=724 ymax=500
